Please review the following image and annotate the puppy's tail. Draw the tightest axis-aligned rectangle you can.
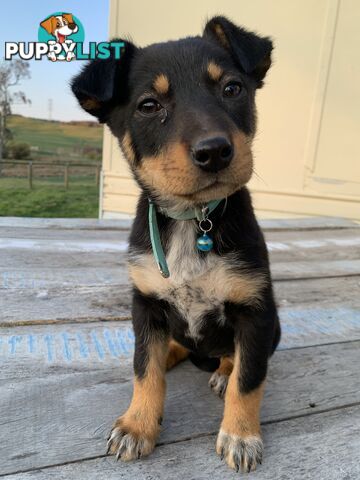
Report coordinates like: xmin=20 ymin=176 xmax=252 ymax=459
xmin=189 ymin=353 xmax=220 ymax=372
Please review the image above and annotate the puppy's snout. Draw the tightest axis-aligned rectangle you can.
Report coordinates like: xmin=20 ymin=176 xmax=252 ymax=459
xmin=191 ymin=136 xmax=233 ymax=173
xmin=68 ymin=23 xmax=77 ymax=30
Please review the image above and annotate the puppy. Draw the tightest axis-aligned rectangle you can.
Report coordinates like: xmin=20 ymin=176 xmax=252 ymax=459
xmin=40 ymin=13 xmax=79 ymax=44
xmin=72 ymin=16 xmax=281 ymax=473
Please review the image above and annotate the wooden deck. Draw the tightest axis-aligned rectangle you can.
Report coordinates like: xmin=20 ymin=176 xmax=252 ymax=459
xmin=1 ymin=216 xmax=359 ymax=479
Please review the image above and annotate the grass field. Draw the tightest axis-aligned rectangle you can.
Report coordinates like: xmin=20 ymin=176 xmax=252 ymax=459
xmin=0 ymin=177 xmax=99 ymax=218
xmin=7 ymin=115 xmax=103 ymax=160
xmin=2 ymin=115 xmax=102 ymax=218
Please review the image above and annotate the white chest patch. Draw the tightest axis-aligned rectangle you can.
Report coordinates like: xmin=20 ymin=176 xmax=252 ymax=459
xmin=129 ymin=221 xmax=266 ymax=340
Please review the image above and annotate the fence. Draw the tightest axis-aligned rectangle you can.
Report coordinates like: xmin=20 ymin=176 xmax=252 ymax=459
xmin=0 ymin=159 xmax=101 ymax=189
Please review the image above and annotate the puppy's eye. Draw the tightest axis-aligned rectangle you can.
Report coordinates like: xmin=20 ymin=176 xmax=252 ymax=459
xmin=137 ymin=99 xmax=163 ymax=116
xmin=223 ymin=82 xmax=242 ymax=98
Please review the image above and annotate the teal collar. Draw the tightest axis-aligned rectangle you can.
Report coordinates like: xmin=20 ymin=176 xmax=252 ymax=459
xmin=148 ymin=198 xmax=223 ymax=278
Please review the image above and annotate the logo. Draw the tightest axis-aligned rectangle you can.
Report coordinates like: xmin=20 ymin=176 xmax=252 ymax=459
xmin=5 ymin=12 xmax=124 ymax=62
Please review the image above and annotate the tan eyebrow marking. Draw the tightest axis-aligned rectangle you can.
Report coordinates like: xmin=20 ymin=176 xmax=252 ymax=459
xmin=207 ymin=61 xmax=224 ymax=82
xmin=153 ymin=74 xmax=170 ymax=95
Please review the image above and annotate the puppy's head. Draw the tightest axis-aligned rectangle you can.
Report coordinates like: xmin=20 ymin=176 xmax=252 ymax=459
xmin=71 ymin=16 xmax=272 ymax=208
xmin=40 ymin=14 xmax=78 ymax=42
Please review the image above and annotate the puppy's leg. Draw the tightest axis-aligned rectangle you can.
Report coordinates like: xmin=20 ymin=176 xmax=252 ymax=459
xmin=216 ymin=311 xmax=273 ymax=473
xmin=209 ymin=356 xmax=233 ymax=398
xmin=107 ymin=291 xmax=169 ymax=461
xmin=166 ymin=339 xmax=190 ymax=370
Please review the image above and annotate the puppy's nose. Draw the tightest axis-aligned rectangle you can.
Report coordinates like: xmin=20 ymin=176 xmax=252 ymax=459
xmin=191 ymin=137 xmax=233 ymax=172
xmin=68 ymin=23 xmax=77 ymax=30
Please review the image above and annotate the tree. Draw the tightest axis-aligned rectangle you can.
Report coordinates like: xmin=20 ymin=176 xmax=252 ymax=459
xmin=0 ymin=59 xmax=31 ymax=167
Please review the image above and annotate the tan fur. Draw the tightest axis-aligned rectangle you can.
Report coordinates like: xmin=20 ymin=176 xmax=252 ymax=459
xmin=81 ymin=98 xmax=101 ymax=111
xmin=207 ymin=62 xmax=223 ymax=82
xmin=166 ymin=339 xmax=190 ymax=370
xmin=129 ymin=253 xmax=266 ymax=309
xmin=213 ymin=24 xmax=230 ymax=49
xmin=136 ymin=132 xmax=253 ymax=205
xmin=108 ymin=340 xmax=168 ymax=458
xmin=153 ymin=74 xmax=170 ymax=95
xmin=121 ymin=131 xmax=136 ymax=164
xmin=219 ymin=346 xmax=264 ymax=439
xmin=216 ymin=356 xmax=234 ymax=377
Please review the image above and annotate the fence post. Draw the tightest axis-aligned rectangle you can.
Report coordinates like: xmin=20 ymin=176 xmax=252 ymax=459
xmin=95 ymin=165 xmax=101 ymax=187
xmin=64 ymin=164 xmax=69 ymax=189
xmin=28 ymin=161 xmax=33 ymax=189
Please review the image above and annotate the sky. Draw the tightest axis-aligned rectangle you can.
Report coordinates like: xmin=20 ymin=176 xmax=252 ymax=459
xmin=0 ymin=0 xmax=109 ymax=121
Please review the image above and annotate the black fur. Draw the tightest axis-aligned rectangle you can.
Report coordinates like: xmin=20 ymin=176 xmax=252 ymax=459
xmin=71 ymin=16 xmax=280 ymax=397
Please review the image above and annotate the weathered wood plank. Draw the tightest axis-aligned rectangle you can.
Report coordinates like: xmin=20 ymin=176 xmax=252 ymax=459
xmin=0 ymin=217 xmax=133 ymax=230
xmin=0 ymin=337 xmax=359 ymax=475
xmin=2 ymin=276 xmax=359 ymax=342
xmin=1 ymin=229 xmax=359 ymax=292
xmin=5 ymin=406 xmax=360 ymax=479
xmin=0 ymin=215 xmax=357 ymax=230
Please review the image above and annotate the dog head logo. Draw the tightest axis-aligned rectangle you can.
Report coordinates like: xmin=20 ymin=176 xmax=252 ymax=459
xmin=40 ymin=13 xmax=78 ymax=43
xmin=39 ymin=12 xmax=84 ymax=62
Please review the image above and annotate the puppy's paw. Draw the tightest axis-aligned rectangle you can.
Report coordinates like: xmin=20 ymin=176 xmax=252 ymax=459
xmin=216 ymin=429 xmax=263 ymax=473
xmin=107 ymin=415 xmax=157 ymax=461
xmin=209 ymin=371 xmax=229 ymax=398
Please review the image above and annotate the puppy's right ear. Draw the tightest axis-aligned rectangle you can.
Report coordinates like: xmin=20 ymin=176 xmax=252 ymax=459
xmin=71 ymin=39 xmax=137 ymax=123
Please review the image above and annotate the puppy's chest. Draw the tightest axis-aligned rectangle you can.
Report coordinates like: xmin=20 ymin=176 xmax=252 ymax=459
xmin=129 ymin=221 xmax=264 ymax=339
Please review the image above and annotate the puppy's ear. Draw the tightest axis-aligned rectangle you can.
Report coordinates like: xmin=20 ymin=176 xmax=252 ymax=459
xmin=203 ymin=16 xmax=273 ymax=87
xmin=63 ymin=13 xmax=75 ymax=24
xmin=71 ymin=39 xmax=137 ymax=122
xmin=40 ymin=16 xmax=56 ymax=35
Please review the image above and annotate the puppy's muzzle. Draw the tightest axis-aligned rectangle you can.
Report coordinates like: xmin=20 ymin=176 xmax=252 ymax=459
xmin=191 ymin=136 xmax=233 ymax=173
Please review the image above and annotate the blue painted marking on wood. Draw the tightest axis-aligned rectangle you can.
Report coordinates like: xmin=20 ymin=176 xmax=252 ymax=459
xmin=8 ymin=335 xmax=22 ymax=354
xmin=127 ymin=329 xmax=135 ymax=341
xmin=91 ymin=331 xmax=105 ymax=360
xmin=116 ymin=329 xmax=132 ymax=356
xmin=44 ymin=335 xmax=54 ymax=362
xmin=103 ymin=329 xmax=118 ymax=357
xmin=28 ymin=335 xmax=36 ymax=354
xmin=62 ymin=332 xmax=72 ymax=361
xmin=76 ymin=333 xmax=89 ymax=358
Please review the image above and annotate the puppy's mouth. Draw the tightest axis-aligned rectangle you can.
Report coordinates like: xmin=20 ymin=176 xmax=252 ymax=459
xmin=177 ymin=179 xmax=236 ymax=199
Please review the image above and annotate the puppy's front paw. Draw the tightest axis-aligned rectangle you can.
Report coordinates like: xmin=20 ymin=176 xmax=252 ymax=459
xmin=209 ymin=371 xmax=229 ymax=398
xmin=216 ymin=429 xmax=263 ymax=473
xmin=107 ymin=415 xmax=158 ymax=461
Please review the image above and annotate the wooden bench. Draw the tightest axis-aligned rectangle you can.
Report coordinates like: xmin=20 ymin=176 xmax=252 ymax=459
xmin=1 ymin=216 xmax=359 ymax=479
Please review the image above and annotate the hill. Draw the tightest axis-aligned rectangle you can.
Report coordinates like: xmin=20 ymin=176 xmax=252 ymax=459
xmin=6 ymin=115 xmax=103 ymax=162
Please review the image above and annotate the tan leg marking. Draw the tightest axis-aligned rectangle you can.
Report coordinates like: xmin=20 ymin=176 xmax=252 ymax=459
xmin=107 ymin=340 xmax=168 ymax=461
xmin=216 ymin=347 xmax=265 ymax=472
xmin=166 ymin=339 xmax=190 ymax=370
xmin=209 ymin=356 xmax=233 ymax=398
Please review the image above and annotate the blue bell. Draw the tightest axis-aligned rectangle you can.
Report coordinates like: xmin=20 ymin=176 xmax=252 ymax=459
xmin=196 ymin=233 xmax=213 ymax=252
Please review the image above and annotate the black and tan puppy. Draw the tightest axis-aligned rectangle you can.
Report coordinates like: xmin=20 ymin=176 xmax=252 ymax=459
xmin=72 ymin=16 xmax=281 ymax=473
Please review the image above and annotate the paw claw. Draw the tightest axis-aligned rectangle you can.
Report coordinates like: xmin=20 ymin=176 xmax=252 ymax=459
xmin=209 ymin=372 xmax=229 ymax=399
xmin=216 ymin=429 xmax=263 ymax=473
xmin=107 ymin=418 xmax=157 ymax=462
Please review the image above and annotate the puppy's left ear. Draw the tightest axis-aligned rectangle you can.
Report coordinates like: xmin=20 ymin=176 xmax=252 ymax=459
xmin=63 ymin=13 xmax=75 ymax=24
xmin=203 ymin=16 xmax=273 ymax=87
xmin=71 ymin=39 xmax=137 ymax=123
